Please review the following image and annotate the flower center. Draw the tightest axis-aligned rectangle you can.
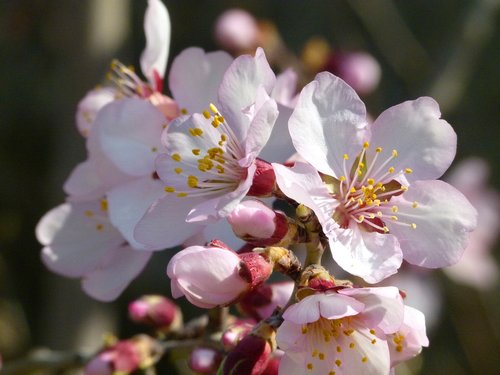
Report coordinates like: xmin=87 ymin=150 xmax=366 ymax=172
xmin=331 ymin=142 xmax=418 ymax=233
xmin=164 ymin=103 xmax=246 ymax=198
xmin=107 ymin=60 xmax=154 ymax=98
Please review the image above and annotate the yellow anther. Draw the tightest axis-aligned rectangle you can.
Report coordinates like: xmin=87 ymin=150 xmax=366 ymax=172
xmin=319 ymin=353 xmax=325 ymax=360
xmin=96 ymin=223 xmax=104 ymax=231
xmin=221 ymin=134 xmax=227 ymax=141
xmin=307 ymin=363 xmax=313 ymax=370
xmin=209 ymin=103 xmax=219 ymax=114
xmin=357 ymin=169 xmax=363 ymax=176
xmin=370 ymin=329 xmax=376 ymax=335
xmin=164 ymin=186 xmax=175 ymax=193
xmin=401 ymin=185 xmax=408 ymax=191
xmin=412 ymin=201 xmax=418 ymax=208
xmin=396 ymin=345 xmax=403 ymax=352
xmin=181 ymin=108 xmax=188 ymax=115
xmin=368 ymin=213 xmax=375 ymax=219
xmin=357 ymin=199 xmax=364 ymax=206
xmin=362 ymin=357 xmax=368 ymax=363
xmin=377 ymin=211 xmax=382 ymax=217
xmin=392 ymin=149 xmax=398 ymax=157
xmin=375 ymin=147 xmax=382 ymax=153
xmin=391 ymin=216 xmax=398 ymax=221
xmin=358 ymin=215 xmax=365 ymax=222
xmin=335 ymin=359 xmax=342 ymax=367
xmin=329 ymin=372 xmax=336 ymax=375
xmin=349 ymin=343 xmax=355 ymax=349
xmin=359 ymin=162 xmax=365 ymax=169
xmin=392 ymin=206 xmax=398 ymax=213
xmin=339 ymin=176 xmax=346 ymax=181
xmin=312 ymin=350 xmax=318 ymax=357
xmin=374 ymin=199 xmax=381 ymax=206
xmin=411 ymin=223 xmax=417 ymax=229
xmin=405 ymin=168 xmax=413 ymax=174
xmin=174 ymin=167 xmax=183 ymax=174
xmin=216 ymin=165 xmax=225 ymax=174
xmin=84 ymin=210 xmax=93 ymax=217
xmin=336 ymin=346 xmax=342 ymax=353
xmin=202 ymin=110 xmax=210 ymax=119
xmin=187 ymin=175 xmax=199 ymax=188
xmin=192 ymin=149 xmax=201 ymax=156
xmin=371 ymin=339 xmax=377 ymax=344
xmin=383 ymin=226 xmax=389 ymax=233
xmin=367 ymin=178 xmax=375 ymax=185
xmin=350 ymin=187 xmax=357 ymax=193
xmin=151 ymin=146 xmax=158 ymax=152
xmin=100 ymin=199 xmax=108 ymax=212
xmin=388 ymin=167 xmax=395 ymax=174
xmin=343 ymin=154 xmax=349 ymax=160
xmin=216 ymin=115 xmax=225 ymax=123
xmin=211 ymin=119 xmax=220 ymax=128
xmin=302 ymin=326 xmax=308 ymax=334
xmin=363 ymin=141 xmax=370 ymax=149
xmin=171 ymin=153 xmax=181 ymax=162
xmin=177 ymin=192 xmax=187 ymax=197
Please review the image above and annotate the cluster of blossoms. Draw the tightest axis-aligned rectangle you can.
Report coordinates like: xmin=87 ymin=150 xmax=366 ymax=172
xmin=35 ymin=1 xmax=482 ymax=374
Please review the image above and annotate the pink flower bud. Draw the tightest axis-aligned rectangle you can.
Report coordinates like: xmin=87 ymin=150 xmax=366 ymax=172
xmin=223 ymin=334 xmax=272 ymax=375
xmin=85 ymin=341 xmax=140 ymax=375
xmin=214 ymin=9 xmax=259 ymax=52
xmin=128 ymin=295 xmax=181 ymax=331
xmin=221 ymin=321 xmax=255 ymax=351
xmin=261 ymin=350 xmax=283 ymax=375
xmin=324 ymin=51 xmax=381 ymax=95
xmin=247 ymin=159 xmax=276 ymax=197
xmin=188 ymin=347 xmax=222 ymax=374
xmin=228 ymin=200 xmax=289 ymax=246
xmin=167 ymin=245 xmax=272 ymax=308
xmin=239 ymin=281 xmax=294 ymax=320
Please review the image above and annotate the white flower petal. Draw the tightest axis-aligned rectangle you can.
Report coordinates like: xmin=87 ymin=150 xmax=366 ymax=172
xmin=140 ymin=0 xmax=170 ymax=88
xmin=369 ymin=97 xmax=456 ymax=181
xmin=388 ymin=180 xmax=477 ymax=268
xmin=289 ymin=72 xmax=368 ymax=178
xmin=76 ymin=87 xmax=116 ymax=137
xmin=169 ymin=47 xmax=233 ymax=113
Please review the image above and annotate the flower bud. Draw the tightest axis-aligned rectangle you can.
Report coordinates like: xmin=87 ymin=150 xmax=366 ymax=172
xmin=247 ymin=159 xmax=276 ymax=197
xmin=188 ymin=347 xmax=223 ymax=374
xmin=228 ymin=200 xmax=290 ymax=246
xmin=167 ymin=245 xmax=272 ymax=308
xmin=223 ymin=327 xmax=274 ymax=375
xmin=221 ymin=321 xmax=255 ymax=351
xmin=239 ymin=282 xmax=295 ymax=320
xmin=324 ymin=51 xmax=381 ymax=95
xmin=85 ymin=341 xmax=140 ymax=375
xmin=128 ymin=295 xmax=181 ymax=332
xmin=261 ymin=350 xmax=284 ymax=375
xmin=214 ymin=9 xmax=259 ymax=52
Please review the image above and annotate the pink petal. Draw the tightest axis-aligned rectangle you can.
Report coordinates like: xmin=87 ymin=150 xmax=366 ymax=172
xmin=288 ymin=71 xmax=368 ymax=178
xmin=76 ymin=87 xmax=116 ymax=137
xmin=272 ymin=162 xmax=338 ymax=235
xmin=133 ymin=193 xmax=206 ymax=249
xmin=37 ymin=202 xmax=124 ymax=278
xmin=82 ymin=245 xmax=152 ymax=301
xmin=271 ymin=68 xmax=298 ymax=107
xmin=330 ymin=224 xmax=403 ymax=283
xmin=339 ymin=287 xmax=404 ymax=334
xmin=63 ymin=160 xmax=107 ymax=201
xmin=259 ymin=104 xmax=294 ymax=163
xmin=388 ymin=180 xmax=477 ymax=268
xmin=369 ymin=97 xmax=457 ymax=182
xmin=95 ymin=99 xmax=166 ymax=177
xmin=140 ymin=0 xmax=170 ymax=88
xmin=169 ymin=48 xmax=233 ymax=113
xmin=107 ymin=176 xmax=165 ymax=250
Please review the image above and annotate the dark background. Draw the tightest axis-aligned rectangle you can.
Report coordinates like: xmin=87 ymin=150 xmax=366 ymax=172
xmin=1 ymin=0 xmax=499 ymax=373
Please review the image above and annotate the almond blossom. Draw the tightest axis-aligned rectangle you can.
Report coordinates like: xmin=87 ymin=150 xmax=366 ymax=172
xmin=273 ymin=72 xmax=477 ymax=283
xmin=276 ymin=286 xmax=405 ymax=375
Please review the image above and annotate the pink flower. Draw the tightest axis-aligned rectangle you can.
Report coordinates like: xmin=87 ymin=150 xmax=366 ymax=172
xmin=273 ymin=72 xmax=477 ymax=283
xmin=214 ymin=9 xmax=259 ymax=52
xmin=387 ymin=305 xmax=429 ymax=367
xmin=36 ymin=201 xmax=151 ymax=302
xmin=128 ymin=295 xmax=181 ymax=330
xmin=135 ymin=48 xmax=280 ymax=248
xmin=276 ymin=286 xmax=405 ymax=375
xmin=167 ymin=244 xmax=272 ymax=308
xmin=85 ymin=341 xmax=140 ymax=375
xmin=443 ymin=158 xmax=499 ymax=289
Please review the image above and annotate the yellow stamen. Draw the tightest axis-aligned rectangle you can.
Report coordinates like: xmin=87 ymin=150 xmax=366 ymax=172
xmin=388 ymin=167 xmax=395 ymax=174
xmin=192 ymin=149 xmax=201 ymax=156
xmin=202 ymin=110 xmax=210 ymax=119
xmin=171 ymin=153 xmax=181 ymax=162
xmin=209 ymin=103 xmax=219 ymax=114
xmin=187 ymin=175 xmax=198 ymax=188
xmin=100 ymin=199 xmax=108 ymax=212
xmin=177 ymin=192 xmax=187 ymax=197
xmin=375 ymin=147 xmax=382 ymax=153
xmin=392 ymin=206 xmax=398 ymax=213
xmin=363 ymin=142 xmax=370 ymax=149
xmin=174 ymin=167 xmax=183 ymax=174
xmin=164 ymin=186 xmax=175 ymax=193
xmin=412 ymin=201 xmax=418 ymax=208
xmin=392 ymin=149 xmax=398 ymax=157
xmin=343 ymin=154 xmax=349 ymax=160
xmin=367 ymin=178 xmax=375 ymax=185
xmin=405 ymin=168 xmax=413 ymax=174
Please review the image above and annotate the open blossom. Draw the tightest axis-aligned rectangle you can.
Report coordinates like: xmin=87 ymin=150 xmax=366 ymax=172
xmin=134 ymin=48 xmax=279 ymax=247
xmin=36 ymin=200 xmax=151 ymax=301
xmin=167 ymin=243 xmax=272 ymax=308
xmin=276 ymin=286 xmax=405 ymax=375
xmin=274 ymin=72 xmax=477 ymax=283
xmin=443 ymin=158 xmax=499 ymax=289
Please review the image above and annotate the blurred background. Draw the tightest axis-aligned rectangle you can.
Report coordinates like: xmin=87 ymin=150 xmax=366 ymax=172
xmin=0 ymin=0 xmax=499 ymax=373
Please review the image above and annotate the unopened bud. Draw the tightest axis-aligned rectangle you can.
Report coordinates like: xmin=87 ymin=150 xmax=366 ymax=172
xmin=167 ymin=245 xmax=272 ymax=308
xmin=128 ymin=295 xmax=181 ymax=332
xmin=221 ymin=321 xmax=255 ymax=351
xmin=228 ymin=200 xmax=291 ymax=246
xmin=239 ymin=282 xmax=295 ymax=320
xmin=214 ymin=9 xmax=259 ymax=52
xmin=223 ymin=322 xmax=275 ymax=375
xmin=247 ymin=159 xmax=276 ymax=197
xmin=261 ymin=350 xmax=284 ymax=375
xmin=85 ymin=340 xmax=140 ymax=375
xmin=188 ymin=347 xmax=222 ymax=374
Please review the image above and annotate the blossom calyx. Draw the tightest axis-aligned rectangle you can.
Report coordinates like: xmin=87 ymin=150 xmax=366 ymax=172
xmin=247 ymin=158 xmax=276 ymax=197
